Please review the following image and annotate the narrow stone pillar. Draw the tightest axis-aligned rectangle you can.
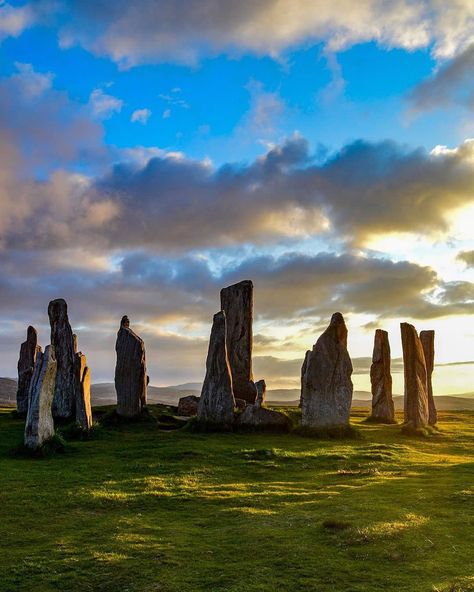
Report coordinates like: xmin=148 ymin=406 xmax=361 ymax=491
xmin=420 ymin=330 xmax=437 ymax=425
xmin=401 ymin=323 xmax=429 ymax=429
xmin=16 ymin=326 xmax=42 ymax=415
xmin=369 ymin=329 xmax=395 ymax=423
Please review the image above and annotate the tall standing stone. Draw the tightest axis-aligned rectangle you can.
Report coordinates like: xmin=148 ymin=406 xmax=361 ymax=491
xmin=74 ymin=352 xmax=92 ymax=430
xmin=16 ymin=326 xmax=42 ymax=415
xmin=24 ymin=345 xmax=57 ymax=449
xmin=197 ymin=311 xmax=235 ymax=427
xmin=115 ymin=316 xmax=147 ymax=417
xmin=48 ymin=299 xmax=76 ymax=419
xmin=300 ymin=312 xmax=353 ymax=428
xmin=369 ymin=329 xmax=395 ymax=423
xmin=255 ymin=379 xmax=266 ymax=408
xmin=420 ymin=330 xmax=437 ymax=425
xmin=401 ymin=323 xmax=429 ymax=429
xmin=220 ymin=280 xmax=257 ymax=404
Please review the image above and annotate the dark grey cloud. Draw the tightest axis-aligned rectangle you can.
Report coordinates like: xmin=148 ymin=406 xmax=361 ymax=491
xmin=1 ymin=246 xmax=472 ymax=381
xmin=457 ymin=250 xmax=474 ymax=268
xmin=408 ymin=44 xmax=474 ymax=113
xmin=3 ymin=135 xmax=473 ymax=252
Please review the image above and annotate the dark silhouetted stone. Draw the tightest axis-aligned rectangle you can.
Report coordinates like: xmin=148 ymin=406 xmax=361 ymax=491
xmin=301 ymin=312 xmax=353 ymax=428
xmin=255 ymin=379 xmax=266 ymax=408
xmin=234 ymin=397 xmax=247 ymax=410
xmin=115 ymin=316 xmax=147 ymax=417
xmin=48 ymin=299 xmax=76 ymax=419
xmin=177 ymin=395 xmax=200 ymax=416
xmin=74 ymin=352 xmax=92 ymax=430
xmin=420 ymin=330 xmax=437 ymax=425
xmin=16 ymin=326 xmax=42 ymax=415
xmin=369 ymin=329 xmax=395 ymax=423
xmin=236 ymin=405 xmax=291 ymax=431
xmin=197 ymin=311 xmax=235 ymax=426
xmin=401 ymin=323 xmax=429 ymax=429
xmin=220 ymin=280 xmax=257 ymax=403
xmin=24 ymin=345 xmax=57 ymax=449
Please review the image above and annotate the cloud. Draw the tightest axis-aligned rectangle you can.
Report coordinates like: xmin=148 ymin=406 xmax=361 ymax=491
xmin=162 ymin=109 xmax=171 ymax=119
xmin=0 ymin=2 xmax=36 ymax=41
xmin=88 ymin=88 xmax=123 ymax=119
xmin=1 ymin=134 xmax=473 ymax=253
xmin=12 ymin=62 xmax=54 ymax=98
xmin=457 ymin=250 xmax=474 ymax=268
xmin=131 ymin=108 xmax=151 ymax=124
xmin=407 ymin=43 xmax=474 ymax=114
xmin=54 ymin=0 xmax=474 ymax=67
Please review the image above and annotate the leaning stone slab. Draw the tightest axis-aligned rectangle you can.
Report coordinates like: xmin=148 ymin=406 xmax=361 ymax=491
xmin=197 ymin=311 xmax=235 ymax=427
xmin=48 ymin=299 xmax=76 ymax=419
xmin=420 ymin=330 xmax=437 ymax=426
xmin=24 ymin=345 xmax=57 ymax=449
xmin=301 ymin=312 xmax=353 ymax=428
xmin=16 ymin=326 xmax=42 ymax=415
xmin=115 ymin=316 xmax=147 ymax=417
xmin=74 ymin=352 xmax=92 ymax=430
xmin=220 ymin=280 xmax=257 ymax=403
xmin=401 ymin=323 xmax=429 ymax=429
xmin=177 ymin=395 xmax=200 ymax=416
xmin=369 ymin=329 xmax=395 ymax=423
xmin=236 ymin=405 xmax=291 ymax=432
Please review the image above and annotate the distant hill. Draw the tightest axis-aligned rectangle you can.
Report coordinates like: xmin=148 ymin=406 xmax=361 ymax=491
xmin=1 ymin=377 xmax=474 ymax=410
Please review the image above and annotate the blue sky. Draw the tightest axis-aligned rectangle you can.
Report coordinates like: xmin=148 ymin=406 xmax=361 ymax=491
xmin=0 ymin=1 xmax=473 ymax=392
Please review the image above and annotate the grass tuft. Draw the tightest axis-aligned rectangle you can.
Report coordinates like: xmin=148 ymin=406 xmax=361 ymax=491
xmin=294 ymin=423 xmax=361 ymax=439
xmin=10 ymin=433 xmax=67 ymax=459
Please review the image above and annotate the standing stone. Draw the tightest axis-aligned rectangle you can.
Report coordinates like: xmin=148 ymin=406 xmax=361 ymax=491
xmin=255 ymin=379 xmax=266 ymax=408
xmin=48 ymin=299 xmax=76 ymax=419
xmin=300 ymin=312 xmax=353 ymax=428
xmin=115 ymin=316 xmax=147 ymax=417
xmin=74 ymin=352 xmax=92 ymax=430
xmin=401 ymin=323 xmax=429 ymax=429
xmin=369 ymin=330 xmax=395 ymax=423
xmin=197 ymin=311 xmax=235 ymax=427
xmin=16 ymin=326 xmax=42 ymax=415
xmin=220 ymin=280 xmax=257 ymax=404
xmin=24 ymin=345 xmax=57 ymax=449
xmin=420 ymin=330 xmax=437 ymax=425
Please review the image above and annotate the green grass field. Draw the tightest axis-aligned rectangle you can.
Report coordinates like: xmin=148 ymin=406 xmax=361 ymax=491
xmin=1 ymin=406 xmax=473 ymax=592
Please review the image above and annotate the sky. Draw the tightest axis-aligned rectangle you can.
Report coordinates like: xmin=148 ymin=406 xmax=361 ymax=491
xmin=0 ymin=0 xmax=473 ymax=394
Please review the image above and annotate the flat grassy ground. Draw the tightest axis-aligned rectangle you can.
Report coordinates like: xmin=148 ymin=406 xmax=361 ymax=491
xmin=1 ymin=406 xmax=473 ymax=592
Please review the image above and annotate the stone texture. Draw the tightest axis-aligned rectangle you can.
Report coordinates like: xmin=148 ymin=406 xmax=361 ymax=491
xmin=420 ymin=330 xmax=437 ymax=425
xmin=177 ymin=395 xmax=200 ymax=416
xmin=236 ymin=405 xmax=291 ymax=431
xmin=24 ymin=345 xmax=57 ymax=449
xmin=369 ymin=329 xmax=395 ymax=423
xmin=220 ymin=280 xmax=257 ymax=403
xmin=300 ymin=312 xmax=353 ymax=428
xmin=48 ymin=299 xmax=76 ymax=419
xmin=234 ymin=397 xmax=247 ymax=411
xmin=255 ymin=379 xmax=266 ymax=408
xmin=401 ymin=323 xmax=429 ymax=429
xmin=16 ymin=326 xmax=42 ymax=415
xmin=74 ymin=352 xmax=92 ymax=430
xmin=197 ymin=311 xmax=235 ymax=426
xmin=115 ymin=316 xmax=147 ymax=417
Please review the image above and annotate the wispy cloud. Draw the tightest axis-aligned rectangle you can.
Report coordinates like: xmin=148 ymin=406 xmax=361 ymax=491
xmin=89 ymin=88 xmax=123 ymax=119
xmin=131 ymin=108 xmax=151 ymax=124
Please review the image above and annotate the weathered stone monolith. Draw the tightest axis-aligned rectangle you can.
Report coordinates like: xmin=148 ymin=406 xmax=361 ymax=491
xmin=115 ymin=316 xmax=147 ymax=417
xmin=177 ymin=395 xmax=200 ymax=416
xmin=24 ymin=345 xmax=57 ymax=449
xmin=420 ymin=330 xmax=437 ymax=425
xmin=300 ymin=312 xmax=353 ymax=428
xmin=220 ymin=280 xmax=257 ymax=404
xmin=197 ymin=311 xmax=235 ymax=427
xmin=16 ymin=326 xmax=42 ymax=415
xmin=369 ymin=329 xmax=395 ymax=423
xmin=48 ymin=299 xmax=76 ymax=419
xmin=255 ymin=379 xmax=266 ymax=408
xmin=401 ymin=323 xmax=429 ymax=429
xmin=74 ymin=352 xmax=92 ymax=430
